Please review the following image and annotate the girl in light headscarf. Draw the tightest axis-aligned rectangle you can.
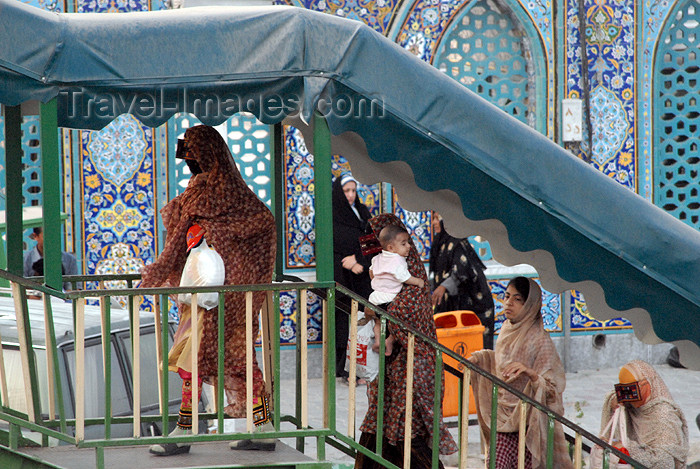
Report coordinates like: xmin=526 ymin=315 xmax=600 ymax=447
xmin=599 ymin=360 xmax=688 ymax=469
xmin=469 ymin=276 xmax=572 ymax=469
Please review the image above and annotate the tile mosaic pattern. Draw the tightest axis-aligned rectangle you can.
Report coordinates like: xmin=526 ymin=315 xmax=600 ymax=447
xmin=652 ymin=0 xmax=700 ymax=229
xmin=569 ymin=289 xmax=631 ymax=330
xmin=392 ymin=192 xmax=431 ymax=262
xmin=226 ymin=114 xmax=272 ymax=208
xmin=639 ymin=0 xmax=674 ymax=200
xmin=0 ymin=116 xmax=50 ymax=249
xmin=75 ymin=0 xmax=149 ymax=12
xmin=283 ymin=126 xmax=381 ymax=269
xmin=433 ymin=0 xmax=533 ymax=125
xmin=279 ymin=289 xmax=324 ymax=344
xmin=80 ymin=114 xmax=157 ymax=309
xmin=394 ymin=0 xmax=556 ymax=133
xmin=275 ymin=0 xmax=400 ymax=35
xmin=6 ymin=0 xmax=659 ymax=343
xmin=20 ymin=0 xmax=63 ymax=11
xmin=565 ymin=0 xmax=636 ymax=190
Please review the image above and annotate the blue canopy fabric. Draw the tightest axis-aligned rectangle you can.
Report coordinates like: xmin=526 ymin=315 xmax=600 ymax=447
xmin=1 ymin=0 xmax=698 ymax=365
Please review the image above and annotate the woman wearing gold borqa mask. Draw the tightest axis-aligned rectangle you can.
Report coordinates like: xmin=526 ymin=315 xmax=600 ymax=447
xmin=600 ymin=360 xmax=689 ymax=468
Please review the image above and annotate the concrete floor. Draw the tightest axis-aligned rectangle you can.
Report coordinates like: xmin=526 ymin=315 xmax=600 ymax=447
xmin=275 ymin=363 xmax=700 ymax=468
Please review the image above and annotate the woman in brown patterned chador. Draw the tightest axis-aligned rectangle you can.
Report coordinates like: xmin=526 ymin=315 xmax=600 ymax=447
xmin=141 ymin=125 xmax=276 ymax=455
xmin=355 ymin=213 xmax=457 ymax=468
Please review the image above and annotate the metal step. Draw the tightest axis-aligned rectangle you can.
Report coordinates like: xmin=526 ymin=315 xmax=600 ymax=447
xmin=9 ymin=440 xmax=327 ymax=469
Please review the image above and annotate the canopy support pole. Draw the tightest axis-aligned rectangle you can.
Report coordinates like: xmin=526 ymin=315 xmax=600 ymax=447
xmin=40 ymin=99 xmax=62 ymax=291
xmin=271 ymin=123 xmax=285 ymax=280
xmin=313 ymin=113 xmax=333 ymax=282
xmin=4 ymin=106 xmax=23 ymax=284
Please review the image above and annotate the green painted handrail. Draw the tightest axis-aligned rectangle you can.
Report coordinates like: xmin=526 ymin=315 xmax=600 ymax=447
xmin=0 ymin=271 xmax=649 ymax=469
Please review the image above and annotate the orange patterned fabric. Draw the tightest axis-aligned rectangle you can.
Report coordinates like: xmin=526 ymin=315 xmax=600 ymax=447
xmin=141 ymin=125 xmax=275 ymax=417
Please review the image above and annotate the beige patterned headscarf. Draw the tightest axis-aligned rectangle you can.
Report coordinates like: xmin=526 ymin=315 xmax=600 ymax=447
xmin=470 ymin=278 xmax=572 ymax=469
xmin=600 ymin=360 xmax=688 ymax=468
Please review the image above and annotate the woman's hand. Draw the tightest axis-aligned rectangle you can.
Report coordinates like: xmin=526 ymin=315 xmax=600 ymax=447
xmin=431 ymin=285 xmax=446 ymax=306
xmin=342 ymin=255 xmax=357 ymax=270
xmin=501 ymin=362 xmax=537 ymax=382
xmin=351 ymin=263 xmax=364 ymax=274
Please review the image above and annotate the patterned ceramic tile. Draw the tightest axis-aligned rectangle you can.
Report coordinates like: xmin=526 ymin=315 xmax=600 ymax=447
xmin=80 ymin=115 xmax=157 ymax=309
xmin=283 ymin=126 xmax=381 ymax=269
xmin=20 ymin=0 xmax=64 ymax=11
xmin=565 ymin=0 xmax=636 ymax=190
xmin=392 ymin=191 xmax=431 ymax=262
xmin=570 ymin=289 xmax=632 ymax=330
xmin=638 ymin=0 xmax=673 ymax=200
xmin=74 ymin=0 xmax=149 ymax=12
xmin=274 ymin=0 xmax=400 ymax=35
xmin=279 ymin=289 xmax=324 ymax=344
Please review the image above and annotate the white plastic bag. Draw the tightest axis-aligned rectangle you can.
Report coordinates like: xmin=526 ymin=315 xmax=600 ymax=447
xmin=589 ymin=406 xmax=631 ymax=468
xmin=345 ymin=313 xmax=379 ymax=382
xmin=178 ymin=239 xmax=225 ymax=310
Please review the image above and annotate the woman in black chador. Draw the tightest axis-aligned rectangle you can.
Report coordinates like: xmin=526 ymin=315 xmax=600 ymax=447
xmin=332 ymin=173 xmax=373 ymax=380
xmin=429 ymin=213 xmax=495 ymax=349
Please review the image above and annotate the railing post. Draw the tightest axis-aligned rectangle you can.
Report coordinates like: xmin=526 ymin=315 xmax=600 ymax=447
xmin=375 ymin=316 xmax=386 ymax=456
xmin=300 ymin=289 xmax=308 ymax=429
xmin=159 ymin=295 xmax=170 ymax=434
xmin=574 ymin=432 xmax=583 ymax=469
xmin=489 ymin=383 xmax=498 ymax=469
xmin=132 ymin=294 xmax=141 ymax=438
xmin=518 ymin=400 xmax=527 ymax=469
xmin=546 ymin=414 xmax=555 ymax=469
xmin=403 ymin=333 xmax=415 ymax=469
xmin=0 ymin=328 xmax=8 ymax=406
xmin=459 ymin=367 xmax=471 ymax=469
xmin=432 ymin=351 xmax=443 ymax=468
xmin=217 ymin=293 xmax=226 ymax=433
xmin=347 ymin=299 xmax=358 ymax=440
xmin=100 ymin=294 xmax=112 ymax=440
xmin=295 ymin=289 xmax=305 ymax=452
xmin=45 ymin=294 xmax=67 ymax=434
xmin=322 ymin=298 xmax=329 ymax=429
xmin=153 ymin=295 xmax=164 ymax=417
xmin=11 ymin=282 xmax=41 ymax=423
xmin=273 ymin=290 xmax=281 ymax=430
xmin=191 ymin=294 xmax=200 ymax=435
xmin=325 ymin=287 xmax=336 ymax=432
xmin=245 ymin=291 xmax=253 ymax=432
xmin=75 ymin=297 xmax=86 ymax=442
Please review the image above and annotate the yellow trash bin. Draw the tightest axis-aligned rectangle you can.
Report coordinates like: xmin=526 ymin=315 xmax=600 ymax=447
xmin=434 ymin=310 xmax=484 ymax=417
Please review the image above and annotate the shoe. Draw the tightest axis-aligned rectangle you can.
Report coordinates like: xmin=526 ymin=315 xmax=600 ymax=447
xmin=149 ymin=443 xmax=191 ymax=456
xmin=230 ymin=421 xmax=276 ymax=451
xmin=149 ymin=426 xmax=192 ymax=456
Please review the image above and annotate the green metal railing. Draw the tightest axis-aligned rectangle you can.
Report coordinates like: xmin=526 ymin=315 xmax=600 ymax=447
xmin=0 ymin=270 xmax=647 ymax=469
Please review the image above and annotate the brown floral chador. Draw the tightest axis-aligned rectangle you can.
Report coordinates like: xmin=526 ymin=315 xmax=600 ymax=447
xmin=141 ymin=125 xmax=275 ymax=417
xmin=356 ymin=213 xmax=457 ymax=468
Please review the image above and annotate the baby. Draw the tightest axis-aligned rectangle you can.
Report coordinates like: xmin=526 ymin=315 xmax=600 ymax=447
xmin=368 ymin=224 xmax=425 ymax=355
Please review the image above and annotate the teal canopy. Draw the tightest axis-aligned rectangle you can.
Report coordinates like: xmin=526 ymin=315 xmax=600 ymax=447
xmin=1 ymin=0 xmax=698 ymax=365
